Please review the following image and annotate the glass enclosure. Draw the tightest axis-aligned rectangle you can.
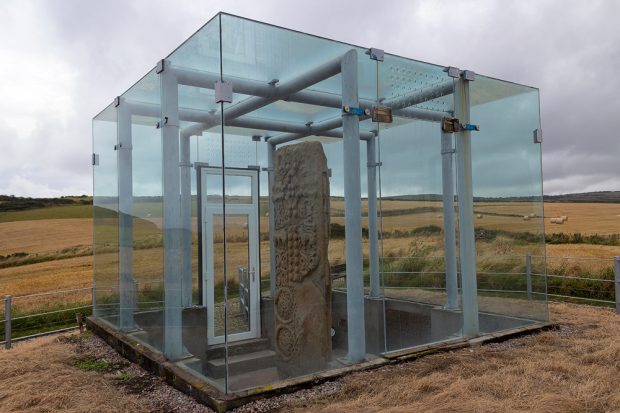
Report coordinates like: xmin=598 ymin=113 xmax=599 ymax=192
xmin=92 ymin=12 xmax=548 ymax=396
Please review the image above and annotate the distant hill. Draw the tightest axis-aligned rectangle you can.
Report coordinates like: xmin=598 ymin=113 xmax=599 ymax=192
xmin=543 ymin=191 xmax=620 ymax=203
xmin=375 ymin=191 xmax=620 ymax=203
xmin=0 ymin=195 xmax=92 ymax=212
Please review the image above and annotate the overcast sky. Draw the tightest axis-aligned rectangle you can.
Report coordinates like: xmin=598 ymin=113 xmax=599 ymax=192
xmin=0 ymin=0 xmax=618 ymax=197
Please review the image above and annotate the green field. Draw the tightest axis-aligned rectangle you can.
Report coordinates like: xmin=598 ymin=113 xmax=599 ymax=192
xmin=0 ymin=205 xmax=93 ymax=223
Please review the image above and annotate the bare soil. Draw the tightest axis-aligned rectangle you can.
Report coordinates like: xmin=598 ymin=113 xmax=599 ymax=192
xmin=0 ymin=303 xmax=618 ymax=413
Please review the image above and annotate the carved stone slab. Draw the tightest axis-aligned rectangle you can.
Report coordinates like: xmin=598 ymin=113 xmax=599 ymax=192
xmin=272 ymin=141 xmax=331 ymax=376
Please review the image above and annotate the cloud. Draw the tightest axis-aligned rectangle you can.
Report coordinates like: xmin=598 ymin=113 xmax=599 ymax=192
xmin=0 ymin=0 xmax=618 ymax=197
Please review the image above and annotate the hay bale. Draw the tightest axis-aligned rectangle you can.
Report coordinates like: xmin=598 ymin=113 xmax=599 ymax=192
xmin=476 ymin=214 xmax=483 ymax=219
xmin=523 ymin=215 xmax=530 ymax=221
xmin=560 ymin=215 xmax=568 ymax=222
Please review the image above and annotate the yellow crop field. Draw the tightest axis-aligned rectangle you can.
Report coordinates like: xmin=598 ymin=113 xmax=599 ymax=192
xmin=0 ymin=200 xmax=618 ymax=303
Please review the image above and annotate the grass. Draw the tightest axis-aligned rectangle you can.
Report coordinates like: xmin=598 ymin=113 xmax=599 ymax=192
xmin=74 ymin=359 xmax=111 ymax=372
xmin=0 ymin=205 xmax=93 ymax=223
xmin=0 ymin=303 xmax=618 ymax=412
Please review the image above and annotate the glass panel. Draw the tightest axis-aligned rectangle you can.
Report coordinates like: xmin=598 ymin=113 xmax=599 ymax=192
xmin=93 ymin=103 xmax=119 ymax=324
xmin=128 ymin=69 xmax=164 ymax=350
xmin=206 ymin=174 xmax=253 ymax=204
xmin=469 ymin=76 xmax=548 ymax=328
xmin=221 ymin=213 xmax=251 ymax=336
xmin=377 ymin=53 xmax=461 ymax=352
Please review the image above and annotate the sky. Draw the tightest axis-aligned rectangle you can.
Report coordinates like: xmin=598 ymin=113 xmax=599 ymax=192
xmin=0 ymin=0 xmax=618 ymax=197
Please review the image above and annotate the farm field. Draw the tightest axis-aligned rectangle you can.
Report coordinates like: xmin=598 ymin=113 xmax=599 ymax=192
xmin=0 ymin=199 xmax=618 ymax=306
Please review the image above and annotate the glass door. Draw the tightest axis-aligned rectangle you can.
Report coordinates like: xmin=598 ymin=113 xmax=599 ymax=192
xmin=200 ymin=167 xmax=260 ymax=344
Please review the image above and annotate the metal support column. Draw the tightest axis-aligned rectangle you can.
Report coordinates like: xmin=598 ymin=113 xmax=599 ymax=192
xmin=267 ymin=143 xmax=277 ymax=299
xmin=526 ymin=253 xmax=533 ymax=300
xmin=4 ymin=295 xmax=11 ymax=349
xmin=614 ymin=256 xmax=619 ymax=314
xmin=160 ymin=61 xmax=184 ymax=360
xmin=342 ymin=49 xmax=366 ymax=362
xmin=367 ymin=136 xmax=381 ymax=299
xmin=180 ymin=135 xmax=192 ymax=308
xmin=441 ymin=130 xmax=458 ymax=310
xmin=117 ymin=98 xmax=135 ymax=331
xmin=454 ymin=75 xmax=479 ymax=337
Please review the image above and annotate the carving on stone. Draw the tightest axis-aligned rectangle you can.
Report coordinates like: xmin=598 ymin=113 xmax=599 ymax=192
xmin=271 ymin=141 xmax=331 ymax=376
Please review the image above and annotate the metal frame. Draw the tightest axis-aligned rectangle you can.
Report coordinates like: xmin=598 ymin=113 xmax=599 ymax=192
xmin=200 ymin=166 xmax=261 ymax=345
xmin=107 ymin=45 xmax=463 ymax=363
xmin=454 ymin=74 xmax=480 ymax=337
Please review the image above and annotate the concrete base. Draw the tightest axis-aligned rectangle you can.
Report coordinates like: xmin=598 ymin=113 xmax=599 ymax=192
xmin=87 ymin=295 xmax=554 ymax=412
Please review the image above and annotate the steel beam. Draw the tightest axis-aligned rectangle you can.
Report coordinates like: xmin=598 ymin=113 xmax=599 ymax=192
xmin=367 ymin=136 xmax=381 ymax=299
xmin=160 ymin=63 xmax=184 ymax=360
xmin=180 ymin=53 xmax=344 ymax=138
xmin=342 ymin=49 xmax=366 ymax=363
xmin=117 ymin=98 xmax=135 ymax=331
xmin=454 ymin=77 xmax=479 ymax=337
xmin=180 ymin=135 xmax=192 ymax=308
xmin=267 ymin=143 xmax=276 ymax=299
xmin=441 ymin=130 xmax=458 ymax=310
xmin=172 ymin=65 xmax=453 ymax=122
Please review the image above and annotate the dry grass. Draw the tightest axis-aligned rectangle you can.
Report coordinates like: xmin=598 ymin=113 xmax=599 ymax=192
xmin=0 ymin=335 xmax=147 ymax=412
xmin=0 ymin=218 xmax=92 ymax=256
xmin=545 ymin=203 xmax=620 ymax=235
xmin=271 ymin=303 xmax=620 ymax=413
xmin=0 ymin=303 xmax=618 ymax=412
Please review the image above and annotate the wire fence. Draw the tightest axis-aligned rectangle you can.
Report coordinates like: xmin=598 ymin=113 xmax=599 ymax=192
xmin=2 ymin=255 xmax=619 ymax=349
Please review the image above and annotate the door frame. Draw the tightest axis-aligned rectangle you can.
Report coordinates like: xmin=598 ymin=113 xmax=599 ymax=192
xmin=196 ymin=164 xmax=261 ymax=344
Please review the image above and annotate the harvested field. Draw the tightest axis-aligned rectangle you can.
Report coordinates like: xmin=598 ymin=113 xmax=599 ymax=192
xmin=0 ymin=303 xmax=618 ymax=412
xmin=0 ymin=218 xmax=92 ymax=256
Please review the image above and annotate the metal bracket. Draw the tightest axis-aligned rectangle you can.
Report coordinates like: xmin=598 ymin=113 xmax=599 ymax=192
xmin=442 ymin=117 xmax=461 ymax=133
xmin=247 ymin=165 xmax=261 ymax=171
xmin=215 ymin=80 xmax=233 ymax=104
xmin=445 ymin=66 xmax=461 ymax=78
xmin=113 ymin=143 xmax=132 ymax=151
xmin=441 ymin=149 xmax=456 ymax=155
xmin=462 ymin=123 xmax=480 ymax=131
xmin=533 ymin=128 xmax=543 ymax=144
xmin=179 ymin=162 xmax=193 ymax=168
xmin=343 ymin=106 xmax=370 ymax=117
xmin=252 ymin=135 xmax=262 ymax=142
xmin=114 ymin=96 xmax=121 ymax=107
xmin=367 ymin=161 xmax=383 ymax=167
xmin=92 ymin=153 xmax=99 ymax=166
xmin=461 ymin=70 xmax=476 ymax=81
xmin=262 ymin=167 xmax=273 ymax=172
xmin=371 ymin=106 xmax=393 ymax=123
xmin=366 ymin=48 xmax=385 ymax=62
xmin=156 ymin=59 xmax=165 ymax=74
xmin=155 ymin=117 xmax=179 ymax=129
xmin=442 ymin=117 xmax=479 ymax=133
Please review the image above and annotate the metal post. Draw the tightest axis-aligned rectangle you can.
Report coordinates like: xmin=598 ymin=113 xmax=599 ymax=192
xmin=454 ymin=76 xmax=479 ymax=337
xmin=614 ymin=256 xmax=620 ymax=314
xmin=342 ymin=49 xmax=366 ymax=363
xmin=267 ymin=143 xmax=277 ymax=299
xmin=117 ymin=97 xmax=135 ymax=331
xmin=4 ymin=295 xmax=11 ymax=349
xmin=180 ymin=135 xmax=193 ymax=308
xmin=92 ymin=284 xmax=97 ymax=317
xmin=160 ymin=61 xmax=184 ymax=360
xmin=367 ymin=136 xmax=381 ymax=299
xmin=526 ymin=253 xmax=533 ymax=300
xmin=441 ymin=130 xmax=458 ymax=310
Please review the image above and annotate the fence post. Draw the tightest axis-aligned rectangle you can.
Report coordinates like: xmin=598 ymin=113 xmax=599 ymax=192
xmin=4 ymin=295 xmax=11 ymax=350
xmin=526 ymin=253 xmax=532 ymax=300
xmin=614 ymin=256 xmax=619 ymax=314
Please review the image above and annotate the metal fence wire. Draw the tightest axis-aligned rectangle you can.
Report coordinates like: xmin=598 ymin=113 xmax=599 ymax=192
xmin=1 ymin=255 xmax=619 ymax=349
